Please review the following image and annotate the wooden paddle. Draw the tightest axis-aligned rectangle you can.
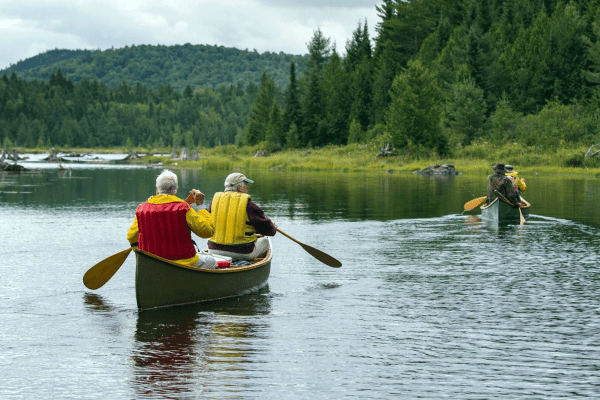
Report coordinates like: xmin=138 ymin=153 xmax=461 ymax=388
xmin=83 ymin=192 xmax=201 ymax=290
xmin=518 ymin=203 xmax=526 ymax=225
xmin=277 ymin=228 xmax=342 ymax=268
xmin=464 ymin=196 xmax=486 ymax=211
xmin=83 ymin=247 xmax=132 ymax=290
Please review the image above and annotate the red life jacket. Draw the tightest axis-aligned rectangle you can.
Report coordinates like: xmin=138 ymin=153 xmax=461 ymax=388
xmin=135 ymin=201 xmax=196 ymax=260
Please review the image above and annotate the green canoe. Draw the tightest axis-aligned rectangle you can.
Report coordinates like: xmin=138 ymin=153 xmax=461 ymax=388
xmin=480 ymin=197 xmax=531 ymax=223
xmin=135 ymin=238 xmax=272 ymax=310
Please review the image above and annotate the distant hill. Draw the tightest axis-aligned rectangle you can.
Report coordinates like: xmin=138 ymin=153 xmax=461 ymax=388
xmin=0 ymin=44 xmax=308 ymax=91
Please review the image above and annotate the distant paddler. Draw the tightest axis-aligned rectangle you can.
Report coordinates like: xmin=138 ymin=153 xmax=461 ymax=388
xmin=485 ymin=162 xmax=520 ymax=206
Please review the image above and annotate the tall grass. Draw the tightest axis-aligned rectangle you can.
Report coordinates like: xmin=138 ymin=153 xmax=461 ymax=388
xmin=15 ymin=141 xmax=600 ymax=177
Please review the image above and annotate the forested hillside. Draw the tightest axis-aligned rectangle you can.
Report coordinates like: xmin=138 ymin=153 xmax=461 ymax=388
xmin=2 ymin=0 xmax=600 ymax=162
xmin=0 ymin=44 xmax=307 ymax=90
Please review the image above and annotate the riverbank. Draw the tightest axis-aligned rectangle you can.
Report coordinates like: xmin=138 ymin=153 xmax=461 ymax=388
xmin=146 ymin=143 xmax=600 ymax=177
xmin=13 ymin=142 xmax=600 ymax=177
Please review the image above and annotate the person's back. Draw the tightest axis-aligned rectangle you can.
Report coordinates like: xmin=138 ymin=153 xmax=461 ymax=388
xmin=207 ymin=173 xmax=276 ymax=261
xmin=127 ymin=169 xmax=216 ymax=269
xmin=504 ymin=164 xmax=526 ymax=197
xmin=485 ymin=162 xmax=519 ymax=205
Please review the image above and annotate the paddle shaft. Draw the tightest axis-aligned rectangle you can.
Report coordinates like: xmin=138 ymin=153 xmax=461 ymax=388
xmin=494 ymin=190 xmax=526 ymax=224
xmin=276 ymin=228 xmax=342 ymax=268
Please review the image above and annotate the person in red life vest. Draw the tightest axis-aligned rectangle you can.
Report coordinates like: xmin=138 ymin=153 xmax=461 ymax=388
xmin=206 ymin=172 xmax=277 ymax=261
xmin=126 ymin=170 xmax=217 ymax=269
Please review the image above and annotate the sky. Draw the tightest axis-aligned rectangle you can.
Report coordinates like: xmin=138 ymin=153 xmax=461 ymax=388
xmin=0 ymin=0 xmax=381 ymax=70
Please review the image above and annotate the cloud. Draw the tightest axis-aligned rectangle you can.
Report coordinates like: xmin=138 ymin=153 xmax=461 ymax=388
xmin=0 ymin=0 xmax=380 ymax=69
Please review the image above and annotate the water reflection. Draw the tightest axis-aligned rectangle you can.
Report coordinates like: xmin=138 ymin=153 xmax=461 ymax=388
xmin=131 ymin=292 xmax=272 ymax=399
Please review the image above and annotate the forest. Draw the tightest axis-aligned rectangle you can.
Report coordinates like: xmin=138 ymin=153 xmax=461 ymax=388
xmin=2 ymin=0 xmax=600 ymax=166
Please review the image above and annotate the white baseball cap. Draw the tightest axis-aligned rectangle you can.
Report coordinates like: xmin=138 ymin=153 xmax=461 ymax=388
xmin=224 ymin=172 xmax=254 ymax=188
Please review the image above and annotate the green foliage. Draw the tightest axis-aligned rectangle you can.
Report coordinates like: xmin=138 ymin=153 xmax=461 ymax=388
xmin=443 ymin=79 xmax=488 ymax=146
xmin=0 ymin=72 xmax=255 ymax=149
xmin=1 ymin=44 xmax=308 ymax=91
xmin=385 ymin=60 xmax=447 ymax=153
xmin=245 ymin=73 xmax=278 ymax=146
xmin=4 ymin=0 xmax=600 ymax=160
xmin=347 ymin=119 xmax=362 ymax=144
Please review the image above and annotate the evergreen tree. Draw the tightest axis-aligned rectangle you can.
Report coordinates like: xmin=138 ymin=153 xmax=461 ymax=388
xmin=245 ymin=72 xmax=276 ymax=145
xmin=282 ymin=62 xmax=302 ymax=135
xmin=443 ymin=77 xmax=487 ymax=146
xmin=385 ymin=59 xmax=446 ymax=152
xmin=265 ymin=102 xmax=282 ymax=149
xmin=321 ymin=50 xmax=351 ymax=145
xmin=301 ymin=28 xmax=332 ymax=146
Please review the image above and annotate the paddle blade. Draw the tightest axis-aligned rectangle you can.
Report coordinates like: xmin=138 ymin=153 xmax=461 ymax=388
xmin=300 ymin=243 xmax=342 ymax=268
xmin=464 ymin=196 xmax=486 ymax=211
xmin=83 ymin=248 xmax=132 ymax=290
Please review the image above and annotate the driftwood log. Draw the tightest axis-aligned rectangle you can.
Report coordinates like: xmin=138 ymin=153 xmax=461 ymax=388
xmin=585 ymin=143 xmax=600 ymax=158
xmin=254 ymin=150 xmax=270 ymax=158
xmin=376 ymin=143 xmax=397 ymax=157
xmin=43 ymin=149 xmax=65 ymax=162
xmin=1 ymin=159 xmax=26 ymax=171
xmin=413 ymin=164 xmax=459 ymax=177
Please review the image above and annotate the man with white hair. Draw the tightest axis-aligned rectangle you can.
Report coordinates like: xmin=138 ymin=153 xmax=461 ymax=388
xmin=127 ymin=169 xmax=217 ymax=269
xmin=206 ymin=172 xmax=277 ymax=261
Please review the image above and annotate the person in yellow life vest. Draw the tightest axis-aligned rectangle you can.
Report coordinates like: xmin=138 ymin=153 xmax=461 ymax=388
xmin=127 ymin=170 xmax=217 ymax=269
xmin=504 ymin=164 xmax=526 ymax=201
xmin=207 ymin=172 xmax=277 ymax=261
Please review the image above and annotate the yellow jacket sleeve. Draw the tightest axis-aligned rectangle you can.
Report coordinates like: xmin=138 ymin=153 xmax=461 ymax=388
xmin=517 ymin=177 xmax=526 ymax=192
xmin=126 ymin=216 xmax=139 ymax=250
xmin=186 ymin=208 xmax=215 ymax=239
xmin=127 ymin=217 xmax=140 ymax=243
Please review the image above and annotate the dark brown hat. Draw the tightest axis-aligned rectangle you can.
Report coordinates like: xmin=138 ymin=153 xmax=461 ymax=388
xmin=493 ymin=162 xmax=505 ymax=173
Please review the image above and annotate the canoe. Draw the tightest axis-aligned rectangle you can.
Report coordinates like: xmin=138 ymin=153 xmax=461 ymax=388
xmin=135 ymin=238 xmax=272 ymax=310
xmin=480 ymin=197 xmax=531 ymax=223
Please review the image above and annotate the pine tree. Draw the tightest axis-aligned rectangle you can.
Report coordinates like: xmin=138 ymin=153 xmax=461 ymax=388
xmin=245 ymin=72 xmax=276 ymax=145
xmin=385 ymin=59 xmax=446 ymax=152
xmin=282 ymin=62 xmax=302 ymax=135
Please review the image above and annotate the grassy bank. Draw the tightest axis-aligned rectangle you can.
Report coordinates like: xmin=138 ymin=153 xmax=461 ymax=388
xmin=148 ymin=143 xmax=600 ymax=177
xmin=19 ymin=142 xmax=600 ymax=177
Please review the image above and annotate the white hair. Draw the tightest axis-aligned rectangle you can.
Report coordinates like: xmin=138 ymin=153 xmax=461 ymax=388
xmin=156 ymin=170 xmax=178 ymax=195
xmin=224 ymin=182 xmax=244 ymax=192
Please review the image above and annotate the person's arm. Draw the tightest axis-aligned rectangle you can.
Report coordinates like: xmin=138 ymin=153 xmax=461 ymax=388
xmin=503 ymin=180 xmax=519 ymax=205
xmin=186 ymin=207 xmax=215 ymax=238
xmin=126 ymin=215 xmax=139 ymax=249
xmin=517 ymin=177 xmax=526 ymax=192
xmin=247 ymin=200 xmax=277 ymax=236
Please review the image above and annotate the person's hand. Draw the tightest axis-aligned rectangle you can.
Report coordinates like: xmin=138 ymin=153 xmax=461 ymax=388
xmin=191 ymin=189 xmax=205 ymax=205
xmin=186 ymin=189 xmax=204 ymax=205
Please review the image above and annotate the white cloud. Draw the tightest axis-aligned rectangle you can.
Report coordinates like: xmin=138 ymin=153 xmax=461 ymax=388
xmin=0 ymin=0 xmax=380 ymax=69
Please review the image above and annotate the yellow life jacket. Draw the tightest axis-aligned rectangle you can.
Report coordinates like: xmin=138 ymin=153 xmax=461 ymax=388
xmin=210 ymin=191 xmax=257 ymax=245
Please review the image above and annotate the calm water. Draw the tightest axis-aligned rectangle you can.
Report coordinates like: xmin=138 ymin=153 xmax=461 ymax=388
xmin=1 ymin=158 xmax=599 ymax=399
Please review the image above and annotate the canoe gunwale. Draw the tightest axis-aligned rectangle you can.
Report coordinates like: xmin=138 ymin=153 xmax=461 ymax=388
xmin=135 ymin=238 xmax=273 ymax=310
xmin=480 ymin=197 xmax=531 ymax=211
xmin=135 ymin=242 xmax=272 ymax=273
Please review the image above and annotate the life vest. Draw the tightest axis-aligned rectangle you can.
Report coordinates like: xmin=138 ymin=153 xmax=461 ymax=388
xmin=135 ymin=201 xmax=196 ymax=260
xmin=507 ymin=175 xmax=519 ymax=194
xmin=209 ymin=191 xmax=257 ymax=245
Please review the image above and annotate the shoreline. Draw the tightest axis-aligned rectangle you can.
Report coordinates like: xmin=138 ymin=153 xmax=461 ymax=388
xmin=9 ymin=143 xmax=600 ymax=177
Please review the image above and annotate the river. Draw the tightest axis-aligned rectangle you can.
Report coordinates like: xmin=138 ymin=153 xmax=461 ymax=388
xmin=1 ymin=157 xmax=599 ymax=399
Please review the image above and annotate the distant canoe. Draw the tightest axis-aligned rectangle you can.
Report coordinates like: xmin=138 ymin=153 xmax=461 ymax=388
xmin=135 ymin=238 xmax=272 ymax=310
xmin=480 ymin=197 xmax=531 ymax=223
